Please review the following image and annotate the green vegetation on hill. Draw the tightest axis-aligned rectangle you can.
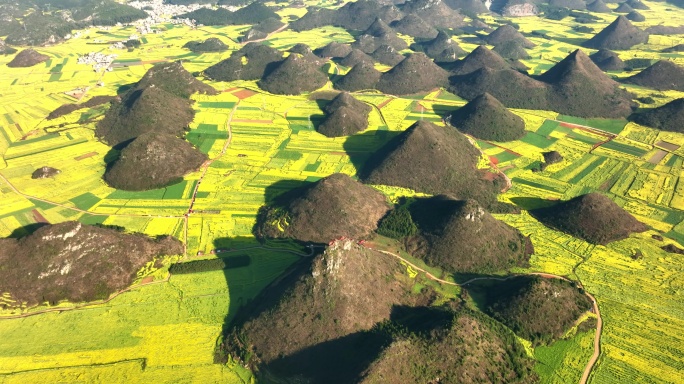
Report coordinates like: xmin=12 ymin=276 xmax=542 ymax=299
xmin=482 ymin=276 xmax=593 ymax=346
xmin=376 ymin=203 xmax=417 ymax=239
xmin=255 ymin=173 xmax=390 ymax=244
xmin=104 ymin=132 xmax=207 ymax=191
xmin=530 ymin=193 xmax=648 ymax=245
xmin=405 ymin=196 xmax=533 ymax=274
xmin=0 ymin=222 xmax=182 ymax=307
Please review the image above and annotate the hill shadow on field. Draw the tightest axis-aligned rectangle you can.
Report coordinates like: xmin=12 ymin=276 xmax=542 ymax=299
xmin=8 ymin=223 xmax=48 ymax=238
xmin=509 ymin=196 xmax=557 ymax=211
xmin=342 ymin=129 xmax=401 ymax=178
xmin=210 ymin=235 xmax=311 ymax=357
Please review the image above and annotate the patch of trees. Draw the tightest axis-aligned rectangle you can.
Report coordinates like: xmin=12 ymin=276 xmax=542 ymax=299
xmin=169 ymin=255 xmax=251 ymax=274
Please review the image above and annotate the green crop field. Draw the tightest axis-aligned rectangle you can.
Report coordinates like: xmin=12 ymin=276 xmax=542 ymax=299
xmin=0 ymin=0 xmax=683 ymax=382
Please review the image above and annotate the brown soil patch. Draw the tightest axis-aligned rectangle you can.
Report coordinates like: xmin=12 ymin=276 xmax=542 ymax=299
xmin=377 ymin=98 xmax=393 ymax=109
xmin=75 ymin=152 xmax=98 ymax=161
xmin=31 ymin=209 xmax=49 ymax=224
xmin=140 ymin=276 xmax=154 ymax=284
xmin=647 ymin=149 xmax=668 ymax=164
xmin=233 ymin=89 xmax=257 ymax=99
xmin=656 ymin=140 xmax=680 ymax=151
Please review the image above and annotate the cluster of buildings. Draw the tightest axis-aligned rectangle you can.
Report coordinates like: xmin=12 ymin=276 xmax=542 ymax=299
xmin=77 ymin=52 xmax=117 ymax=72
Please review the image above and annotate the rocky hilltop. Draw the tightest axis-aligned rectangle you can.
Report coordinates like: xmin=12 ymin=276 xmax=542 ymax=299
xmin=0 ymin=222 xmax=182 ymax=307
xmin=255 ymin=173 xmax=390 ymax=244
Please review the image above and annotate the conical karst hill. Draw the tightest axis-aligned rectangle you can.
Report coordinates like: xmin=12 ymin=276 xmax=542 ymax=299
xmin=449 ymin=66 xmax=549 ymax=111
xmin=0 ymin=222 xmax=182 ymax=307
xmin=587 ymin=0 xmax=611 ymax=13
xmin=483 ymin=276 xmax=593 ymax=346
xmin=450 ymin=45 xmax=514 ymax=75
xmin=333 ymin=0 xmax=403 ymax=31
xmin=258 ymin=53 xmax=329 ymax=95
xmin=289 ymin=43 xmax=326 ymax=66
xmin=484 ymin=24 xmax=535 ymax=48
xmin=220 ymin=238 xmax=441 ymax=383
xmin=104 ymin=132 xmax=207 ymax=191
xmin=183 ymin=37 xmax=229 ymax=52
xmin=204 ymin=43 xmax=284 ymax=81
xmin=371 ymin=44 xmax=405 ymax=66
xmin=530 ymin=193 xmax=648 ymax=244
xmin=538 ymin=49 xmax=634 ymax=117
xmin=317 ymin=92 xmax=372 ymax=137
xmin=361 ymin=121 xmax=500 ymax=206
xmin=376 ymin=53 xmax=449 ymax=95
xmin=630 ymin=98 xmax=684 ymax=132
xmin=390 ymin=14 xmax=438 ymax=39
xmin=334 ymin=61 xmax=382 ymax=92
xmin=97 ymin=62 xmax=216 ymax=146
xmin=446 ymin=93 xmax=526 ymax=142
xmin=135 ymin=61 xmax=216 ymax=98
xmin=338 ymin=48 xmax=375 ymax=67
xmin=400 ymin=0 xmax=465 ymax=29
xmin=405 ymin=196 xmax=533 ymax=273
xmin=493 ymin=40 xmax=531 ymax=60
xmin=410 ymin=30 xmax=466 ymax=62
xmin=7 ymin=49 xmax=49 ymax=67
xmin=360 ymin=306 xmax=536 ymax=384
xmin=315 ymin=42 xmax=353 ymax=58
xmin=627 ymin=11 xmax=646 ymax=22
xmin=352 ymin=18 xmax=408 ymax=53
xmin=589 ymin=49 xmax=625 ymax=71
xmin=615 ymin=3 xmax=634 ymax=13
xmin=255 ymin=173 xmax=390 ymax=244
xmin=627 ymin=0 xmax=650 ymax=10
xmin=583 ymin=15 xmax=649 ymax=50
xmin=625 ymin=60 xmax=684 ymax=91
